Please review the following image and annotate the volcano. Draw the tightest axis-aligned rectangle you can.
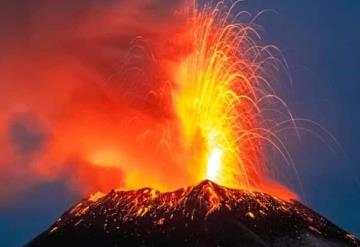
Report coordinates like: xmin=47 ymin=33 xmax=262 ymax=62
xmin=27 ymin=180 xmax=359 ymax=247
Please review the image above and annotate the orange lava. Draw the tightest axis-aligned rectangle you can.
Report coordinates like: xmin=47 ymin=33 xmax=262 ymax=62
xmin=172 ymin=2 xmax=297 ymax=200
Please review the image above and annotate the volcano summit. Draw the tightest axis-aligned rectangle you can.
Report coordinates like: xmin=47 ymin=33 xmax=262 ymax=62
xmin=27 ymin=180 xmax=359 ymax=247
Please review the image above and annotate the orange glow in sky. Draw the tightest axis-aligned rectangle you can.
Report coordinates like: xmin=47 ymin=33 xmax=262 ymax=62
xmin=0 ymin=0 xmax=298 ymax=201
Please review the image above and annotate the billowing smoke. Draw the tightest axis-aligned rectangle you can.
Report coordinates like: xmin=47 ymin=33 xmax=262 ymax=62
xmin=0 ymin=0 xmax=192 ymax=199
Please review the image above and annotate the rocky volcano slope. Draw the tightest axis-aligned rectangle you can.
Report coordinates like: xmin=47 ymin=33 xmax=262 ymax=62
xmin=27 ymin=180 xmax=359 ymax=247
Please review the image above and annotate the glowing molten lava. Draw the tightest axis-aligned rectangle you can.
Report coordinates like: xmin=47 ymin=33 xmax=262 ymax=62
xmin=207 ymin=147 xmax=223 ymax=182
xmin=173 ymin=2 xmax=296 ymax=199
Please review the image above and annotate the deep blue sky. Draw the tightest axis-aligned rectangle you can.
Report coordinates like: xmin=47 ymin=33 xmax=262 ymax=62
xmin=1 ymin=1 xmax=360 ymax=246
xmin=254 ymin=0 xmax=360 ymax=238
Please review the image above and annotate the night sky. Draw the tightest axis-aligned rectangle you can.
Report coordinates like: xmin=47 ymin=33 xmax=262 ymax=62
xmin=1 ymin=1 xmax=360 ymax=246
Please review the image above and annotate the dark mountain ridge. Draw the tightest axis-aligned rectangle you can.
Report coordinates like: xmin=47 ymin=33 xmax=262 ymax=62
xmin=27 ymin=180 xmax=359 ymax=246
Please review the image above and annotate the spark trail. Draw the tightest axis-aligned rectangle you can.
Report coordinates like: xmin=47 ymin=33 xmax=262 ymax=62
xmin=174 ymin=1 xmax=297 ymax=198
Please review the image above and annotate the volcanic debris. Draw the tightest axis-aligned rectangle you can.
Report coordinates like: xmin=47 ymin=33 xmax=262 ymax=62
xmin=27 ymin=180 xmax=359 ymax=247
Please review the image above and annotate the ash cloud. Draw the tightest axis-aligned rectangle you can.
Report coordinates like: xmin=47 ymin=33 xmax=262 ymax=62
xmin=8 ymin=114 xmax=48 ymax=159
xmin=0 ymin=0 xmax=189 ymax=200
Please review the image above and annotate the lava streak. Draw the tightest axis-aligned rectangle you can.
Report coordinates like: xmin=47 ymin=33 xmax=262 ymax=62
xmin=174 ymin=2 xmax=296 ymax=198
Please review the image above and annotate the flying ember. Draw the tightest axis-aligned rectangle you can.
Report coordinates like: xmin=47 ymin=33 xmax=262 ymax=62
xmin=173 ymin=1 xmax=296 ymax=198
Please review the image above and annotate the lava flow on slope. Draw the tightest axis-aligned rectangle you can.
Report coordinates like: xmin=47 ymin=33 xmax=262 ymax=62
xmin=27 ymin=180 xmax=359 ymax=247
